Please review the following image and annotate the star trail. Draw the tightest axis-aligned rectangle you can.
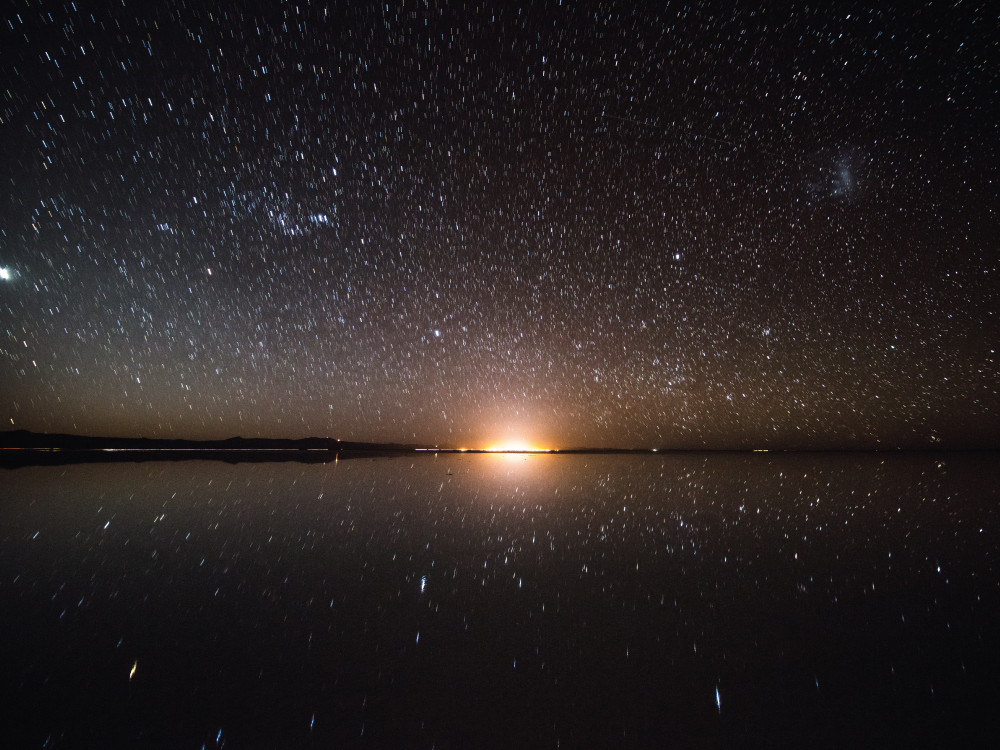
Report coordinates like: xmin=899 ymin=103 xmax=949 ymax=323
xmin=1 ymin=0 xmax=996 ymax=448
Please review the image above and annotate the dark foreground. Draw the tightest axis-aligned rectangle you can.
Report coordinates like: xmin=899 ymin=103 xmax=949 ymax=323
xmin=1 ymin=452 xmax=998 ymax=747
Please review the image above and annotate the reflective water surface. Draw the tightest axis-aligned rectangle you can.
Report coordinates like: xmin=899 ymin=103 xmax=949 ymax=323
xmin=2 ymin=452 xmax=999 ymax=747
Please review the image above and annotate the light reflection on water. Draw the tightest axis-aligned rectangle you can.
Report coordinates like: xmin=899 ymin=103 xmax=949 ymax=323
xmin=1 ymin=452 xmax=999 ymax=747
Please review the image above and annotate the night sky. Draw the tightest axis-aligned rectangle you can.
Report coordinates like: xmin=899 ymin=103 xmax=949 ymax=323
xmin=1 ymin=0 xmax=996 ymax=449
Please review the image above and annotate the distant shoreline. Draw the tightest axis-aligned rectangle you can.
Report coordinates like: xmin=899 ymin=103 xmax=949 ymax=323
xmin=1 ymin=429 xmax=996 ymax=468
xmin=0 ymin=447 xmax=414 ymax=468
xmin=2 ymin=445 xmax=998 ymax=470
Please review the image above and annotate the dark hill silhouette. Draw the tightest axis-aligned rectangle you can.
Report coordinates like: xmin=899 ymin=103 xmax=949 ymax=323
xmin=0 ymin=430 xmax=427 ymax=466
xmin=0 ymin=429 xmax=424 ymax=452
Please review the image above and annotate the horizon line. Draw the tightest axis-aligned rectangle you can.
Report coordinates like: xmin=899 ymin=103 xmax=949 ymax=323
xmin=1 ymin=428 xmax=998 ymax=453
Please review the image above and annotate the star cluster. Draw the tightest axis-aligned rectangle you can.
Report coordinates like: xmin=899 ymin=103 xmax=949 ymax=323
xmin=1 ymin=0 xmax=996 ymax=447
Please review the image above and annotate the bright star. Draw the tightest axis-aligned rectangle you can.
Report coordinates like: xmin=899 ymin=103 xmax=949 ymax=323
xmin=0 ymin=267 xmax=10 ymax=280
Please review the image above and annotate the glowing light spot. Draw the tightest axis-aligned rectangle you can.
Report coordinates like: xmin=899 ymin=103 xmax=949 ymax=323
xmin=129 ymin=660 xmax=138 ymax=680
xmin=484 ymin=440 xmax=550 ymax=452
xmin=0 ymin=267 xmax=10 ymax=280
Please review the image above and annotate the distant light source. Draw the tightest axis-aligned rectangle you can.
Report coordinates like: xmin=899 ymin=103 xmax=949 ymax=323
xmin=0 ymin=267 xmax=10 ymax=280
xmin=484 ymin=441 xmax=549 ymax=453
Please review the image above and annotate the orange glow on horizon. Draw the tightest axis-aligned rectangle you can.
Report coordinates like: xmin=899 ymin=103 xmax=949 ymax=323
xmin=483 ymin=440 xmax=552 ymax=453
